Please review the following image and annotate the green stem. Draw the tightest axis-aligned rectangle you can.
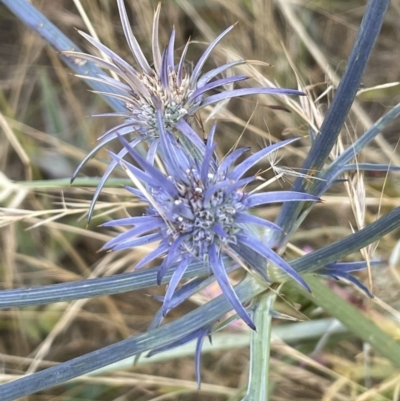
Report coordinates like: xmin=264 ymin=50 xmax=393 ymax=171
xmin=242 ymin=292 xmax=276 ymax=401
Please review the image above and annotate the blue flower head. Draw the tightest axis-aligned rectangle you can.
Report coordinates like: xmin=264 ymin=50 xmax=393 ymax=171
xmin=67 ymin=0 xmax=304 ymax=219
xmin=103 ymin=112 xmax=319 ymax=329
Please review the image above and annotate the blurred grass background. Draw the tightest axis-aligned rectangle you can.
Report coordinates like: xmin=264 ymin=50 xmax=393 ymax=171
xmin=1 ymin=0 xmax=400 ymax=400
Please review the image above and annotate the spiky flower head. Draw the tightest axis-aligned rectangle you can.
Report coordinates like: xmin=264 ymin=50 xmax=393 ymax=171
xmin=103 ymin=113 xmax=319 ymax=328
xmin=66 ymin=0 xmax=304 ymax=219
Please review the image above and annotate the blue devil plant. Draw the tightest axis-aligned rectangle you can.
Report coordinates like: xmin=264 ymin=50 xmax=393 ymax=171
xmin=0 ymin=0 xmax=399 ymax=400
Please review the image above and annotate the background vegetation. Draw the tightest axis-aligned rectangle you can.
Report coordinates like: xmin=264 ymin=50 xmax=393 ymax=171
xmin=0 ymin=0 xmax=400 ymax=400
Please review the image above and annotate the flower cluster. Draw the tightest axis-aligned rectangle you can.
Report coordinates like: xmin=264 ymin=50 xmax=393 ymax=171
xmin=67 ymin=0 xmax=304 ymax=219
xmin=74 ymin=0 xmax=373 ymax=340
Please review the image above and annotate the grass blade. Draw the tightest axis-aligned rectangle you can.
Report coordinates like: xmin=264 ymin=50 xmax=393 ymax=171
xmin=292 ymin=276 xmax=400 ymax=369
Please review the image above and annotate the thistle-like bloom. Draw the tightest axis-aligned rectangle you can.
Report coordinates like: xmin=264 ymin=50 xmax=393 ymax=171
xmin=66 ymin=0 xmax=304 ymax=219
xmin=103 ymin=113 xmax=319 ymax=329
